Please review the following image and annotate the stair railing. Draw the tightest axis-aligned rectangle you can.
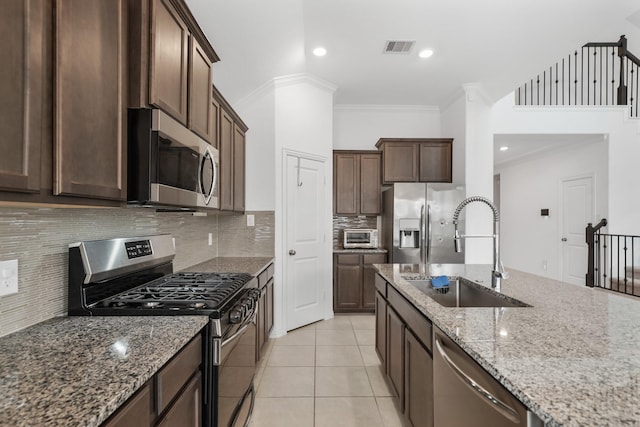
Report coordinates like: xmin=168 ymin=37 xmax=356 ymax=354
xmin=586 ymin=219 xmax=640 ymax=298
xmin=586 ymin=218 xmax=607 ymax=288
xmin=515 ymin=36 xmax=640 ymax=117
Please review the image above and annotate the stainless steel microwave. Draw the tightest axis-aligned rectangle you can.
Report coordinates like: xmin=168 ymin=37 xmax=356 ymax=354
xmin=343 ymin=229 xmax=379 ymax=249
xmin=127 ymin=109 xmax=218 ymax=210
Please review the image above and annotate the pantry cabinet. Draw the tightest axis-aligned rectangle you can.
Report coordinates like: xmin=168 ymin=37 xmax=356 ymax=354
xmin=333 ymin=151 xmax=381 ymax=215
xmin=375 ymin=138 xmax=453 ymax=184
xmin=333 ymin=252 xmax=387 ymax=313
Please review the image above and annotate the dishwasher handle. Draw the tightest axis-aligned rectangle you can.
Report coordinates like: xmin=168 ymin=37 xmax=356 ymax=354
xmin=435 ymin=339 xmax=521 ymax=424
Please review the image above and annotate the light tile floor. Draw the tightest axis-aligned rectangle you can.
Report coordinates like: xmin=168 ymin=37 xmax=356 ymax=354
xmin=249 ymin=315 xmax=405 ymax=427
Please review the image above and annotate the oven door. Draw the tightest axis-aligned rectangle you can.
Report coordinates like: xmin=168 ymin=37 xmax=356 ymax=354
xmin=217 ymin=309 xmax=257 ymax=427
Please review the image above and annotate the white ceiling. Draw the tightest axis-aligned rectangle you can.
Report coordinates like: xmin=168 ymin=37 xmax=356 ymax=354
xmin=186 ymin=0 xmax=640 ymax=107
xmin=493 ymin=133 xmax=606 ymax=167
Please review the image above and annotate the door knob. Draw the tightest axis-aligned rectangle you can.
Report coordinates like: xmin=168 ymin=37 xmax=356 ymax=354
xmin=561 ymin=237 xmax=567 ymax=242
xmin=289 ymin=250 xmax=296 ymax=255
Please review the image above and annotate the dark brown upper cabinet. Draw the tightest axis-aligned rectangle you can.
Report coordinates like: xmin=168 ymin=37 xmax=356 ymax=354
xmin=375 ymin=138 xmax=453 ymax=184
xmin=0 ymin=0 xmax=47 ymax=195
xmin=129 ymin=0 xmax=219 ymax=143
xmin=54 ymin=0 xmax=127 ymax=201
xmin=215 ymin=87 xmax=248 ymax=213
xmin=0 ymin=0 xmax=126 ymax=206
xmin=149 ymin=0 xmax=189 ymax=125
xmin=333 ymin=150 xmax=381 ymax=216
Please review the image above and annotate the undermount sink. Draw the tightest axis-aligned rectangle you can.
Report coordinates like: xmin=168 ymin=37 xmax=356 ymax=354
xmin=404 ymin=277 xmax=531 ymax=308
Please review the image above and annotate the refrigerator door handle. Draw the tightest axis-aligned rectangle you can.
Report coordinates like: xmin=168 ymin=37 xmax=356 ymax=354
xmin=427 ymin=203 xmax=432 ymax=264
xmin=420 ymin=205 xmax=425 ymax=264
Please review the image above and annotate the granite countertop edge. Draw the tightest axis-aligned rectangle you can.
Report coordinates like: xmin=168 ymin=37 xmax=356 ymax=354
xmin=181 ymin=256 xmax=275 ymax=276
xmin=333 ymin=248 xmax=388 ymax=254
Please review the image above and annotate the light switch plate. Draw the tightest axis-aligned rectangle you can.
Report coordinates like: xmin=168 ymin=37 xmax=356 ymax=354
xmin=247 ymin=214 xmax=255 ymax=227
xmin=0 ymin=259 xmax=18 ymax=296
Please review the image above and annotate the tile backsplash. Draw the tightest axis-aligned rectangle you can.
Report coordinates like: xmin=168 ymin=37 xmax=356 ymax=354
xmin=332 ymin=215 xmax=379 ymax=249
xmin=0 ymin=207 xmax=274 ymax=337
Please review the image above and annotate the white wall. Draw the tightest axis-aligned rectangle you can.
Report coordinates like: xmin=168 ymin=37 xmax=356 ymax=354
xmin=464 ymin=85 xmax=495 ymax=264
xmin=272 ymin=74 xmax=336 ymax=337
xmin=441 ymin=86 xmax=495 ymax=264
xmin=492 ymin=94 xmax=640 ymax=235
xmin=496 ymin=140 xmax=608 ymax=279
xmin=440 ymin=94 xmax=466 ymax=185
xmin=333 ymin=105 xmax=441 ymax=150
xmin=237 ymin=84 xmax=276 ymax=211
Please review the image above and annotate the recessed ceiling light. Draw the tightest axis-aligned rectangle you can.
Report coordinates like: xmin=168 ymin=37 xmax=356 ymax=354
xmin=313 ymin=47 xmax=327 ymax=57
xmin=418 ymin=49 xmax=434 ymax=59
xmin=499 ymin=146 xmax=509 ymax=151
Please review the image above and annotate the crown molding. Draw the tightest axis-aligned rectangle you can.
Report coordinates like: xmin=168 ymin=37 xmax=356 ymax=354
xmin=334 ymin=104 xmax=439 ymax=113
xmin=273 ymin=73 xmax=337 ymax=93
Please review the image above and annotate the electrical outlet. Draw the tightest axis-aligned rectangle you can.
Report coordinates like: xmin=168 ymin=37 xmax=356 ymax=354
xmin=208 ymin=233 xmax=213 ymax=246
xmin=247 ymin=214 xmax=255 ymax=227
xmin=0 ymin=259 xmax=18 ymax=297
xmin=542 ymin=260 xmax=548 ymax=271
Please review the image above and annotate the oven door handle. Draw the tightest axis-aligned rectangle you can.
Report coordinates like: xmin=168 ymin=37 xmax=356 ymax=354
xmin=221 ymin=308 xmax=257 ymax=349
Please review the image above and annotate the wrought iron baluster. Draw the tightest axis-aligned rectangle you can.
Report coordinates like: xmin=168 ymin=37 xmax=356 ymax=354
xmin=624 ymin=236 xmax=628 ymax=293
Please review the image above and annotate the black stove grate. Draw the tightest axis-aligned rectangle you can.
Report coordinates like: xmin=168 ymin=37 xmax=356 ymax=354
xmin=94 ymin=272 xmax=253 ymax=310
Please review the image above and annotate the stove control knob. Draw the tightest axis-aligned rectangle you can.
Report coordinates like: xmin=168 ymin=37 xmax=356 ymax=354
xmin=229 ymin=309 xmax=242 ymax=324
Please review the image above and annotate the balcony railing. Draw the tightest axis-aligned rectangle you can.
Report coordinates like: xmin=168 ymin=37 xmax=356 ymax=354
xmin=515 ymin=36 xmax=640 ymax=117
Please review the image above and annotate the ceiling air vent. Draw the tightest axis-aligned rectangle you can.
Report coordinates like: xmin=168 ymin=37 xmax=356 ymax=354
xmin=383 ymin=40 xmax=415 ymax=54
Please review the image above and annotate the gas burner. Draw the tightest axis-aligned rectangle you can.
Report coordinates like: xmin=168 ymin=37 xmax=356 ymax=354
xmin=191 ymin=302 xmax=207 ymax=309
xmin=142 ymin=301 xmax=162 ymax=308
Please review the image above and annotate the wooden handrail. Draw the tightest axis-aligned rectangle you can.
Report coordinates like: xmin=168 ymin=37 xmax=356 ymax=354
xmin=586 ymin=219 xmax=607 ymax=287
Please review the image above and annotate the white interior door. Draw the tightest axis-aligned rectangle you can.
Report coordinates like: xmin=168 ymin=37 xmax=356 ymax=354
xmin=285 ymin=154 xmax=326 ymax=331
xmin=561 ymin=176 xmax=594 ymax=285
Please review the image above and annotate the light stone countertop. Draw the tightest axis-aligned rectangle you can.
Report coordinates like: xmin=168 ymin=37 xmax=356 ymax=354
xmin=182 ymin=256 xmax=274 ymax=276
xmin=0 ymin=316 xmax=209 ymax=427
xmin=374 ymin=263 xmax=640 ymax=427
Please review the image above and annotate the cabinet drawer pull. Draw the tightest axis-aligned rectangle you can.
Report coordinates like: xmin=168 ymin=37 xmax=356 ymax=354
xmin=435 ymin=339 xmax=520 ymax=423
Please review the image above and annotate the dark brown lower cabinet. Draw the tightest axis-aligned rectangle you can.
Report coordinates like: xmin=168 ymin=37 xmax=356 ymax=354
xmin=334 ymin=252 xmax=387 ymax=313
xmin=157 ymin=372 xmax=201 ymax=427
xmin=103 ymin=381 xmax=154 ymax=427
xmin=101 ymin=333 xmax=203 ymax=427
xmin=375 ymin=273 xmax=434 ymax=427
xmin=374 ymin=290 xmax=387 ymax=369
xmin=386 ymin=306 xmax=405 ymax=408
xmin=405 ymin=330 xmax=433 ymax=427
xmin=257 ymin=262 xmax=275 ymax=360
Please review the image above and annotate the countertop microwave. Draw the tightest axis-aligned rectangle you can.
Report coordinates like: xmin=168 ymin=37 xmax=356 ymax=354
xmin=127 ymin=109 xmax=218 ymax=210
xmin=343 ymin=229 xmax=379 ymax=249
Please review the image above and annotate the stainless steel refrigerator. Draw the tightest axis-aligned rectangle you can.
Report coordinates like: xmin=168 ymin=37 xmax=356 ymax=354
xmin=382 ymin=183 xmax=466 ymax=264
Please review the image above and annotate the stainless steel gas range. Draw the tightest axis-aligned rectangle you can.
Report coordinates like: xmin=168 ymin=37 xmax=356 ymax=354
xmin=68 ymin=234 xmax=258 ymax=427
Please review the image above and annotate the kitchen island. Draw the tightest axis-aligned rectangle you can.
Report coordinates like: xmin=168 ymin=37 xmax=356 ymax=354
xmin=375 ymin=264 xmax=640 ymax=426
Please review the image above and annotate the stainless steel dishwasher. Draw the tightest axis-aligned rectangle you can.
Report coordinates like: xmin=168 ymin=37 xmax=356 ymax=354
xmin=433 ymin=327 xmax=543 ymax=427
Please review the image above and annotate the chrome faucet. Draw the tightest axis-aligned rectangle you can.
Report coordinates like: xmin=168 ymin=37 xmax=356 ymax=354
xmin=452 ymin=196 xmax=508 ymax=291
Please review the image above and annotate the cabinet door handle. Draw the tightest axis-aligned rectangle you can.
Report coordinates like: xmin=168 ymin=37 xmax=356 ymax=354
xmin=435 ymin=338 xmax=520 ymax=423
xmin=289 ymin=250 xmax=296 ymax=256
